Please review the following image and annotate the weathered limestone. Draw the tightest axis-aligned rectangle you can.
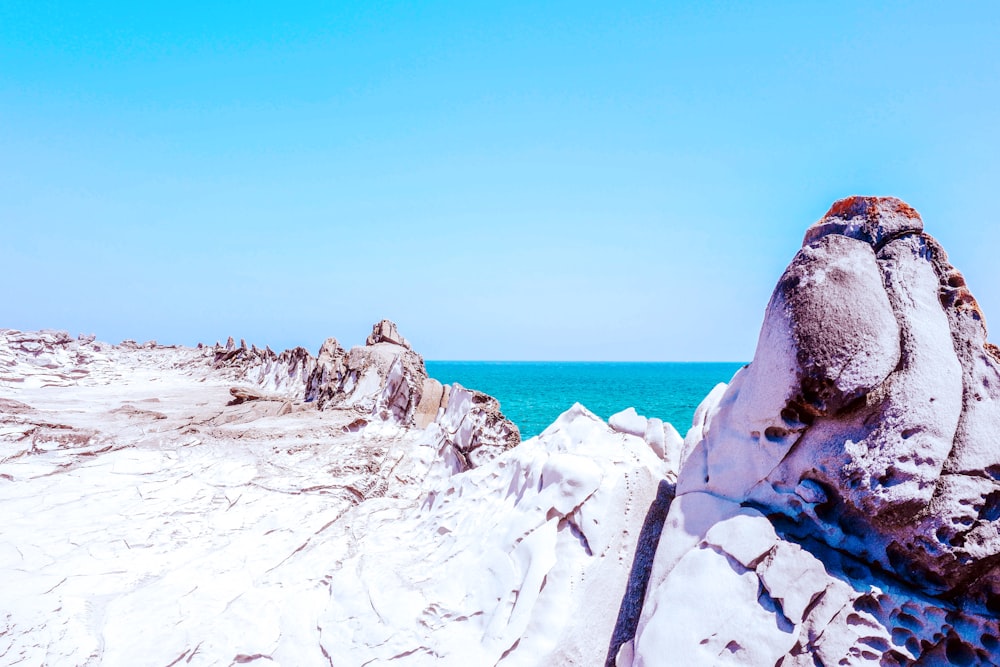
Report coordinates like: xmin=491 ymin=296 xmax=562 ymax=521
xmin=206 ymin=321 xmax=521 ymax=452
xmin=319 ymin=404 xmax=665 ymax=666
xmin=425 ymin=383 xmax=521 ymax=470
xmin=609 ymin=407 xmax=684 ymax=480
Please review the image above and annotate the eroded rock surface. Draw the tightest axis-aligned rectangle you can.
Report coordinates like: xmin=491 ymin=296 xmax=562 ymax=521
xmin=424 ymin=383 xmax=522 ymax=470
xmin=0 ymin=321 xmax=656 ymax=666
xmin=310 ymin=336 xmax=429 ymax=424
xmin=319 ymin=405 xmax=665 ymax=665
xmin=212 ymin=339 xmax=318 ymax=396
xmin=628 ymin=196 xmax=1000 ymax=665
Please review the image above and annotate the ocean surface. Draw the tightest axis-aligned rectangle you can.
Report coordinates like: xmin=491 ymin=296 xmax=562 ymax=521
xmin=424 ymin=362 xmax=747 ymax=439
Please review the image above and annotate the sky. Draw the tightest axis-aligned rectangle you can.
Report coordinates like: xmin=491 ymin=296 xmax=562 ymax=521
xmin=1 ymin=1 xmax=998 ymax=361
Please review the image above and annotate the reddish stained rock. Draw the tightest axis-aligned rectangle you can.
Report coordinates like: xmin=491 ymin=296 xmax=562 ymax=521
xmin=804 ymin=195 xmax=923 ymax=248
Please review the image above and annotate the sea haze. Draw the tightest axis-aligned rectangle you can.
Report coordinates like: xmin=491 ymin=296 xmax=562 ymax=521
xmin=425 ymin=361 xmax=747 ymax=439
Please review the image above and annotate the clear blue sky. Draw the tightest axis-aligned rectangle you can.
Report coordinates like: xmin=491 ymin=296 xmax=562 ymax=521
xmin=1 ymin=1 xmax=997 ymax=360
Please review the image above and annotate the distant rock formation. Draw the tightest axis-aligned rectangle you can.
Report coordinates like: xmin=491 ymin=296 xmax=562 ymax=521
xmin=0 ymin=330 xmax=97 ymax=387
xmin=212 ymin=339 xmax=318 ymax=396
xmin=304 ymin=337 xmax=347 ymax=402
xmin=308 ymin=326 xmax=429 ymax=424
xmin=1 ymin=319 xmax=522 ymax=464
xmin=366 ymin=318 xmax=411 ymax=348
xmin=626 ymin=197 xmax=1000 ymax=665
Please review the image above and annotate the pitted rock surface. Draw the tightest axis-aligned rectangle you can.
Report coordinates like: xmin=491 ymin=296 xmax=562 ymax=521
xmin=630 ymin=196 xmax=1000 ymax=666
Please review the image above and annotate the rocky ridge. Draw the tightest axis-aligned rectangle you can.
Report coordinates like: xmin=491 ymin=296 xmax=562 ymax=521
xmin=0 ymin=319 xmax=666 ymax=665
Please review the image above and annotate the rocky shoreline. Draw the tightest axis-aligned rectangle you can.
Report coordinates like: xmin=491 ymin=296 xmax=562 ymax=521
xmin=2 ymin=196 xmax=999 ymax=665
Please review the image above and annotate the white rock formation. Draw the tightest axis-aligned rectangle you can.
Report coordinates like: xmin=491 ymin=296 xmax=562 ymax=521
xmin=212 ymin=339 xmax=319 ymax=396
xmin=5 ymin=199 xmax=999 ymax=665
xmin=0 ymin=322 xmax=664 ymax=666
xmin=609 ymin=407 xmax=683 ymax=480
xmin=318 ymin=404 xmax=665 ymax=665
xmin=627 ymin=197 xmax=1000 ymax=666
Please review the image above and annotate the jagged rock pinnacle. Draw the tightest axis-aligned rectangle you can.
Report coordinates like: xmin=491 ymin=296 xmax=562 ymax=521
xmin=366 ymin=319 xmax=411 ymax=349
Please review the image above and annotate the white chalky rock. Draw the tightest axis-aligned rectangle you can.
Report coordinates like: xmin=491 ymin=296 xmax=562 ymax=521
xmin=0 ymin=324 xmax=652 ymax=666
xmin=318 ymin=404 xmax=664 ymax=666
xmin=610 ymin=407 xmax=648 ymax=437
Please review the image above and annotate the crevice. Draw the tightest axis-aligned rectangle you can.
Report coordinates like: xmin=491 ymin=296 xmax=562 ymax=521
xmin=163 ymin=650 xmax=190 ymax=667
xmin=560 ymin=515 xmax=593 ymax=556
xmin=496 ymin=638 xmax=520 ymax=664
xmin=872 ymin=230 xmax=922 ymax=254
xmin=605 ymin=479 xmax=675 ymax=666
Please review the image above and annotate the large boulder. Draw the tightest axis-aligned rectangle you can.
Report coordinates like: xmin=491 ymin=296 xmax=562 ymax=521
xmin=628 ymin=197 xmax=1000 ymax=665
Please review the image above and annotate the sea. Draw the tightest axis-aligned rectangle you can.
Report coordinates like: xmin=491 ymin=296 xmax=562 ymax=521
xmin=424 ymin=362 xmax=747 ymax=439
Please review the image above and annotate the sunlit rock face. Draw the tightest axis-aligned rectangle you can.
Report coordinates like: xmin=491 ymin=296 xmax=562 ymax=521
xmin=318 ymin=404 xmax=665 ymax=666
xmin=628 ymin=197 xmax=1000 ymax=665
xmin=1 ymin=321 xmax=667 ymax=666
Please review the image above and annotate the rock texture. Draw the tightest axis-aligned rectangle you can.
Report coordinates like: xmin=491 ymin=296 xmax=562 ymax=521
xmin=0 ymin=323 xmax=659 ymax=665
xmin=423 ymin=383 xmax=523 ymax=470
xmin=627 ymin=196 xmax=1000 ymax=665
xmin=609 ymin=407 xmax=684 ymax=480
xmin=0 ymin=330 xmax=128 ymax=388
xmin=319 ymin=405 xmax=664 ymax=665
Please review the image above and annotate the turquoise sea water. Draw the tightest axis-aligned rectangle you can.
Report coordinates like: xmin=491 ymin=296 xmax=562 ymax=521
xmin=425 ymin=362 xmax=747 ymax=439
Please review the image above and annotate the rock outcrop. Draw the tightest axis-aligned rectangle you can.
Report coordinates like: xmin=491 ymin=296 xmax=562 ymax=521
xmin=308 ymin=328 xmax=429 ymax=424
xmin=0 ymin=329 xmax=115 ymax=387
xmin=317 ymin=404 xmax=665 ymax=665
xmin=212 ymin=339 xmax=318 ymax=396
xmin=0 ymin=320 xmax=521 ymax=462
xmin=366 ymin=318 xmax=412 ymax=348
xmin=421 ymin=383 xmax=522 ymax=471
xmin=206 ymin=322 xmax=522 ymax=455
xmin=627 ymin=196 xmax=1000 ymax=665
xmin=304 ymin=337 xmax=347 ymax=402
xmin=0 ymin=326 xmax=652 ymax=665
